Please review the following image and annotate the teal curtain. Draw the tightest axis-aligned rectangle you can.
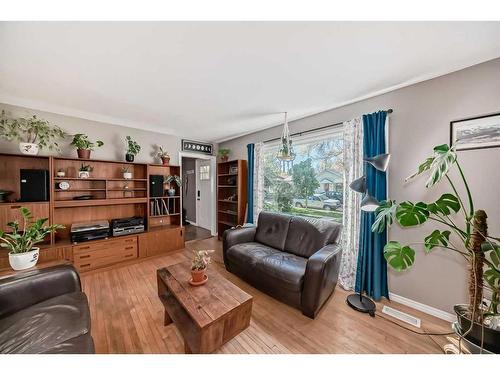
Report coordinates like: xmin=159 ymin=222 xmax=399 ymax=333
xmin=246 ymin=144 xmax=254 ymax=223
xmin=355 ymin=111 xmax=389 ymax=300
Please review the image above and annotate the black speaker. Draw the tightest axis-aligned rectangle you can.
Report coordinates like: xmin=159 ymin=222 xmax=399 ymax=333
xmin=149 ymin=175 xmax=164 ymax=197
xmin=20 ymin=169 xmax=49 ymax=202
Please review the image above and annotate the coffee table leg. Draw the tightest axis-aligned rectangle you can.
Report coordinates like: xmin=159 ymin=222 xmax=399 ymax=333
xmin=184 ymin=340 xmax=192 ymax=354
xmin=164 ymin=309 xmax=173 ymax=326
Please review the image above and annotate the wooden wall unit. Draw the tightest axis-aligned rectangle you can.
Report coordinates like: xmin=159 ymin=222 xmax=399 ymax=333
xmin=217 ymin=159 xmax=247 ymax=239
xmin=0 ymin=152 xmax=185 ymax=273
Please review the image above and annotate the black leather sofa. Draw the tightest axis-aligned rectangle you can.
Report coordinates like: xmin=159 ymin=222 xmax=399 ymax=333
xmin=0 ymin=264 xmax=95 ymax=354
xmin=223 ymin=211 xmax=342 ymax=318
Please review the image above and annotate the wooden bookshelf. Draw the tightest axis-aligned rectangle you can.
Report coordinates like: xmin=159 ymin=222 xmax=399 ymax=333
xmin=0 ymin=152 xmax=184 ymax=273
xmin=217 ymin=159 xmax=247 ymax=239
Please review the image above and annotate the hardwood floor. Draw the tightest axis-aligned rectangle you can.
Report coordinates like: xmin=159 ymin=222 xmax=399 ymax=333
xmin=81 ymin=237 xmax=452 ymax=354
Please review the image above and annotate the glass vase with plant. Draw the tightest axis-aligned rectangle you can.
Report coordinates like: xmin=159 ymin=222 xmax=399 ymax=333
xmin=0 ymin=207 xmax=64 ymax=270
xmin=156 ymin=146 xmax=170 ymax=165
xmin=70 ymin=133 xmax=104 ymax=159
xmin=78 ymin=163 xmax=93 ymax=179
xmin=218 ymin=148 xmax=230 ymax=162
xmin=165 ymin=174 xmax=181 ymax=196
xmin=373 ymin=144 xmax=500 ymax=352
xmin=125 ymin=136 xmax=141 ymax=162
xmin=190 ymin=250 xmax=214 ymax=284
xmin=0 ymin=110 xmax=67 ymax=155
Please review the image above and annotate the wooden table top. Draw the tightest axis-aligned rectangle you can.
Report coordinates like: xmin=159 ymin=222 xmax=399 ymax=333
xmin=157 ymin=261 xmax=253 ymax=329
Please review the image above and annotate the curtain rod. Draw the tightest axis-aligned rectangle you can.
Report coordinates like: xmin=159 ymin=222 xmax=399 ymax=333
xmin=263 ymin=108 xmax=393 ymax=144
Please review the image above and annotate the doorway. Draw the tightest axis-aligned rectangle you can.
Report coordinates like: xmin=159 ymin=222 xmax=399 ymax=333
xmin=180 ymin=152 xmax=217 ymax=240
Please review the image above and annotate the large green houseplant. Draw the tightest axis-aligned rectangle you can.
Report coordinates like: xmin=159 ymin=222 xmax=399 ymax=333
xmin=0 ymin=110 xmax=66 ymax=155
xmin=373 ymin=144 xmax=500 ymax=352
xmin=0 ymin=207 xmax=64 ymax=270
xmin=70 ymin=133 xmax=104 ymax=159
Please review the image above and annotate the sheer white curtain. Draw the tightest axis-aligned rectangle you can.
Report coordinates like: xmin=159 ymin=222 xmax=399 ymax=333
xmin=338 ymin=116 xmax=363 ymax=290
xmin=253 ymin=142 xmax=265 ymax=223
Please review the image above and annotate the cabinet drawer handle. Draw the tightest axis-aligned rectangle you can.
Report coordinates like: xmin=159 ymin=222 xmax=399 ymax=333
xmin=80 ymin=264 xmax=91 ymax=268
xmin=124 ymin=254 xmax=134 ymax=258
xmin=125 ymin=246 xmax=134 ymax=250
xmin=125 ymin=239 xmax=134 ymax=242
xmin=10 ymin=205 xmax=21 ymax=209
xmin=79 ymin=246 xmax=90 ymax=250
xmin=79 ymin=255 xmax=91 ymax=259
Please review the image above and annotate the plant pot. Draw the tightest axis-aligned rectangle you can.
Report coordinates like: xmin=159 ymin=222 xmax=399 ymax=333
xmin=191 ymin=268 xmax=206 ymax=283
xmin=125 ymin=154 xmax=135 ymax=162
xmin=167 ymin=188 xmax=176 ymax=196
xmin=57 ymin=171 xmax=66 ymax=177
xmin=19 ymin=142 xmax=39 ymax=155
xmin=161 ymin=157 xmax=170 ymax=166
xmin=123 ymin=172 xmax=133 ymax=179
xmin=220 ymin=155 xmax=229 ymax=162
xmin=454 ymin=304 xmax=500 ymax=353
xmin=9 ymin=248 xmax=40 ymax=271
xmin=77 ymin=149 xmax=91 ymax=159
xmin=78 ymin=171 xmax=90 ymax=179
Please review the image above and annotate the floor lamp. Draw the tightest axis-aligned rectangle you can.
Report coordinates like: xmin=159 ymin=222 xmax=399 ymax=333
xmin=346 ymin=153 xmax=390 ymax=317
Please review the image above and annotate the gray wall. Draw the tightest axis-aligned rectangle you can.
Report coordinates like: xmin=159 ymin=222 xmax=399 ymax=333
xmin=220 ymin=57 xmax=500 ymax=314
xmin=0 ymin=103 xmax=183 ymax=165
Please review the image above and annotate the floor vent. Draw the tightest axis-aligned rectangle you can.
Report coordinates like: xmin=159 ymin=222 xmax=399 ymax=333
xmin=382 ymin=305 xmax=421 ymax=328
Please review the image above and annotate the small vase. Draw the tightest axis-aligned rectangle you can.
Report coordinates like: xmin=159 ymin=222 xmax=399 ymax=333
xmin=77 ymin=149 xmax=91 ymax=159
xmin=19 ymin=142 xmax=39 ymax=155
xmin=125 ymin=154 xmax=134 ymax=162
xmin=57 ymin=171 xmax=66 ymax=177
xmin=191 ymin=268 xmax=206 ymax=283
xmin=161 ymin=157 xmax=170 ymax=166
xmin=9 ymin=248 xmax=40 ymax=271
xmin=78 ymin=171 xmax=90 ymax=179
xmin=167 ymin=188 xmax=176 ymax=196
xmin=123 ymin=172 xmax=133 ymax=179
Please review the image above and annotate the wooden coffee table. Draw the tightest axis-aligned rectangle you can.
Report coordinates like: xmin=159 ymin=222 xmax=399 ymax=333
xmin=157 ymin=261 xmax=253 ymax=353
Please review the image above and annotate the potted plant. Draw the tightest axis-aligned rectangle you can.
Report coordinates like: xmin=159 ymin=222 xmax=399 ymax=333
xmin=373 ymin=144 xmax=500 ymax=352
xmin=57 ymin=168 xmax=66 ymax=177
xmin=190 ymin=250 xmax=214 ymax=285
xmin=121 ymin=166 xmax=133 ymax=179
xmin=0 ymin=207 xmax=64 ymax=270
xmin=0 ymin=110 xmax=67 ymax=155
xmin=125 ymin=136 xmax=141 ymax=162
xmin=78 ymin=163 xmax=93 ymax=179
xmin=165 ymin=174 xmax=181 ymax=196
xmin=70 ymin=133 xmax=104 ymax=159
xmin=156 ymin=146 xmax=170 ymax=165
xmin=218 ymin=148 xmax=230 ymax=162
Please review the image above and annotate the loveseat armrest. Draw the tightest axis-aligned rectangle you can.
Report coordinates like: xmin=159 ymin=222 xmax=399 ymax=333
xmin=222 ymin=226 xmax=257 ymax=265
xmin=301 ymin=244 xmax=342 ymax=318
xmin=0 ymin=264 xmax=82 ymax=319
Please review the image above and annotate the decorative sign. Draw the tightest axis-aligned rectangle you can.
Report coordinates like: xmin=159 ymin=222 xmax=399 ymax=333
xmin=182 ymin=139 xmax=213 ymax=155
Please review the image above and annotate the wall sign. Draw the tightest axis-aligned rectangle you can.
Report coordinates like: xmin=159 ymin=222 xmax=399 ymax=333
xmin=182 ymin=139 xmax=213 ymax=155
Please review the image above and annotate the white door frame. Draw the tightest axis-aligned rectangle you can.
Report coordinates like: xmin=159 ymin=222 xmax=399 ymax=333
xmin=179 ymin=151 xmax=217 ymax=236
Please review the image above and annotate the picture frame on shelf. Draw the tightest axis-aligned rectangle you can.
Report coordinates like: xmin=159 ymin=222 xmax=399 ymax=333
xmin=229 ymin=165 xmax=238 ymax=174
xmin=450 ymin=112 xmax=500 ymax=151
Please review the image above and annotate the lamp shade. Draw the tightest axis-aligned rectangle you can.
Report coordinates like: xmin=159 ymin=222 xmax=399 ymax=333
xmin=349 ymin=175 xmax=367 ymax=193
xmin=364 ymin=153 xmax=391 ymax=172
xmin=360 ymin=193 xmax=380 ymax=212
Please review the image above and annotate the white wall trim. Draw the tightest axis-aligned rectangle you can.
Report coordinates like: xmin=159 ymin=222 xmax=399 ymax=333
xmin=389 ymin=292 xmax=456 ymax=322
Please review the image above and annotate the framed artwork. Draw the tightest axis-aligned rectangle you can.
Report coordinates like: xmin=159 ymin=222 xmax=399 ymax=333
xmin=450 ymin=112 xmax=500 ymax=151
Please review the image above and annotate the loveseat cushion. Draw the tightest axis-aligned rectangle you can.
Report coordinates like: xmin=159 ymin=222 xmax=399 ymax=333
xmin=0 ymin=292 xmax=91 ymax=354
xmin=284 ymin=216 xmax=342 ymax=258
xmin=226 ymin=242 xmax=280 ymax=268
xmin=254 ymin=251 xmax=307 ymax=292
xmin=255 ymin=211 xmax=291 ymax=251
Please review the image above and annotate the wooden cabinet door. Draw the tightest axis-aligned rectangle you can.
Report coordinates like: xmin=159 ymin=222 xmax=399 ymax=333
xmin=0 ymin=203 xmax=50 ymax=232
xmin=139 ymin=227 xmax=184 ymax=258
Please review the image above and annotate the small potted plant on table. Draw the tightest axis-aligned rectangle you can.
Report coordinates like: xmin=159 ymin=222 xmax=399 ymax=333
xmin=0 ymin=207 xmax=64 ymax=270
xmin=70 ymin=133 xmax=104 ymax=159
xmin=218 ymin=148 xmax=230 ymax=162
xmin=156 ymin=146 xmax=170 ymax=165
xmin=78 ymin=163 xmax=93 ymax=179
xmin=0 ymin=110 xmax=66 ymax=155
xmin=165 ymin=174 xmax=181 ymax=196
xmin=190 ymin=250 xmax=214 ymax=286
xmin=125 ymin=136 xmax=141 ymax=162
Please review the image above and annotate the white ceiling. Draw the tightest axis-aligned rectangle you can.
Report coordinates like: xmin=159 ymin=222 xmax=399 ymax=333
xmin=1 ymin=22 xmax=500 ymax=142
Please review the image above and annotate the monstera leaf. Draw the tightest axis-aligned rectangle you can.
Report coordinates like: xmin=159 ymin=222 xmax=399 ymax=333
xmin=406 ymin=157 xmax=434 ymax=182
xmin=371 ymin=200 xmax=397 ymax=233
xmin=384 ymin=241 xmax=416 ymax=271
xmin=424 ymin=230 xmax=451 ymax=252
xmin=396 ymin=201 xmax=429 ymax=227
xmin=483 ymin=241 xmax=500 ymax=291
xmin=425 ymin=144 xmax=457 ymax=188
xmin=427 ymin=193 xmax=460 ymax=216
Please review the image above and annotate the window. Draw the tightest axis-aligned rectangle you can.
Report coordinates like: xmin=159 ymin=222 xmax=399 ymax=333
xmin=261 ymin=127 xmax=344 ymax=223
xmin=199 ymin=165 xmax=210 ymax=180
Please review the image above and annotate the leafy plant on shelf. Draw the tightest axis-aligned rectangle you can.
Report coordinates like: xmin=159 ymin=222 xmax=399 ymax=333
xmin=0 ymin=110 xmax=67 ymax=151
xmin=79 ymin=163 xmax=93 ymax=172
xmin=125 ymin=136 xmax=141 ymax=156
xmin=372 ymin=144 xmax=500 ymax=326
xmin=165 ymin=174 xmax=182 ymax=187
xmin=70 ymin=133 xmax=104 ymax=150
xmin=0 ymin=207 xmax=64 ymax=254
xmin=156 ymin=146 xmax=170 ymax=159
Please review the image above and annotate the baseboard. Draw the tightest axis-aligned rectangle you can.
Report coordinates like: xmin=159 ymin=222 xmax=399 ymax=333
xmin=389 ymin=292 xmax=456 ymax=322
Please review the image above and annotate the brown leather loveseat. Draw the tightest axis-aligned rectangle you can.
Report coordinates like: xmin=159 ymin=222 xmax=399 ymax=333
xmin=223 ymin=211 xmax=342 ymax=318
xmin=0 ymin=264 xmax=95 ymax=354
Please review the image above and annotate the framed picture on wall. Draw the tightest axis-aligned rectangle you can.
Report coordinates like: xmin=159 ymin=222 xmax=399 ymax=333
xmin=450 ymin=112 xmax=500 ymax=151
